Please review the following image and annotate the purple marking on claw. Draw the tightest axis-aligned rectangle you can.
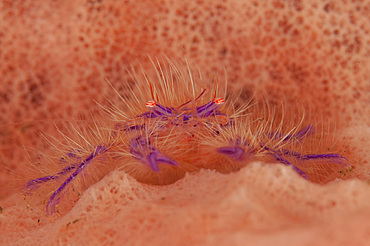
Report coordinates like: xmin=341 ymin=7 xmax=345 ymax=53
xmin=301 ymin=153 xmax=351 ymax=167
xmin=145 ymin=100 xmax=177 ymax=118
xmin=147 ymin=152 xmax=160 ymax=172
xmin=216 ymin=146 xmax=245 ymax=161
xmin=166 ymin=98 xmax=225 ymax=118
xmin=155 ymin=103 xmax=175 ymax=115
xmin=23 ymin=176 xmax=56 ymax=195
xmin=156 ymin=155 xmax=179 ymax=166
xmin=279 ymin=149 xmax=351 ymax=167
xmin=23 ymin=162 xmax=80 ymax=195
xmin=263 ymin=146 xmax=309 ymax=179
xmin=272 ymin=152 xmax=309 ymax=180
xmin=302 ymin=153 xmax=347 ymax=160
xmin=45 ymin=145 xmax=108 ymax=216
xmin=196 ymin=100 xmax=213 ymax=114
xmin=129 ymin=136 xmax=178 ymax=172
xmin=139 ymin=98 xmax=226 ymax=125
xmin=196 ymin=100 xmax=223 ymax=117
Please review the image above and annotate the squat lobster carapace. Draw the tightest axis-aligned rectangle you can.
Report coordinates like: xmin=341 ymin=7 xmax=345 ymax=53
xmin=22 ymin=58 xmax=353 ymax=218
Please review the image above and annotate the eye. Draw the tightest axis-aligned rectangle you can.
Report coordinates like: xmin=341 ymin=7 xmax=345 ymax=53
xmin=145 ymin=100 xmax=156 ymax=108
xmin=214 ymin=98 xmax=225 ymax=105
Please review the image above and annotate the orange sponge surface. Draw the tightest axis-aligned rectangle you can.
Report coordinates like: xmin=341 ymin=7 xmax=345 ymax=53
xmin=0 ymin=0 xmax=369 ymax=245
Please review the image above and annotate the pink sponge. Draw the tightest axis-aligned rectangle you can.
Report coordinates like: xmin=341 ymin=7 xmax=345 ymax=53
xmin=1 ymin=0 xmax=369 ymax=245
xmin=2 ymin=163 xmax=370 ymax=245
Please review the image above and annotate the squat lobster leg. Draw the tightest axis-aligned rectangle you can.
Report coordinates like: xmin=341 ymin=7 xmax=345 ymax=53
xmin=23 ymin=146 xmax=109 ymax=216
xmin=129 ymin=136 xmax=178 ymax=172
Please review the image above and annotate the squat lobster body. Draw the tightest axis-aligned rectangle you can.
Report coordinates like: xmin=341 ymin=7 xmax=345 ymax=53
xmin=22 ymin=58 xmax=353 ymax=217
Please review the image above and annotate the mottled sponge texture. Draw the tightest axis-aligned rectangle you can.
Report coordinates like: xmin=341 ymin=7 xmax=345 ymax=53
xmin=0 ymin=0 xmax=369 ymax=245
